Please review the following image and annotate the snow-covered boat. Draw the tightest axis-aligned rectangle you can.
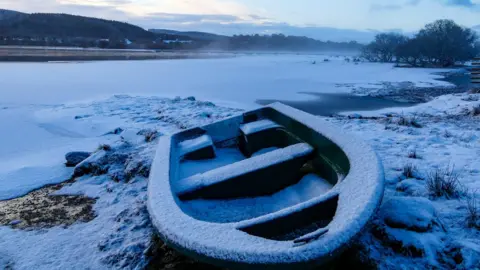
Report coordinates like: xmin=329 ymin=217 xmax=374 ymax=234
xmin=148 ymin=103 xmax=384 ymax=269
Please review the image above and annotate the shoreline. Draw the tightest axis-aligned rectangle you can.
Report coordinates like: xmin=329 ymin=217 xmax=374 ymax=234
xmin=0 ymin=46 xmax=232 ymax=62
xmin=257 ymin=70 xmax=471 ymax=116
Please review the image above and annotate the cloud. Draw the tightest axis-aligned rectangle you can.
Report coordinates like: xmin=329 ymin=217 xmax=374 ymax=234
xmin=370 ymin=4 xmax=404 ymax=10
xmin=445 ymin=0 xmax=476 ymax=7
xmin=1 ymin=0 xmax=480 ymax=41
xmin=59 ymin=0 xmax=133 ymax=6
xmin=370 ymin=0 xmax=421 ymax=11
xmin=371 ymin=0 xmax=480 ymax=11
xmin=145 ymin=13 xmax=240 ymax=23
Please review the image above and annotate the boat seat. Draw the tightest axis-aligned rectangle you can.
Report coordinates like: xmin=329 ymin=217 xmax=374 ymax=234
xmin=176 ymin=143 xmax=314 ymax=200
xmin=178 ymin=134 xmax=216 ymax=160
xmin=239 ymin=119 xmax=301 ymax=157
xmin=240 ymin=119 xmax=281 ymax=135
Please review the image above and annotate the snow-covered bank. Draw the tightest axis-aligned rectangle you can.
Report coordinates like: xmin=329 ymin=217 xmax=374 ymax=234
xmin=0 ymin=96 xmax=241 ymax=269
xmin=0 ymin=91 xmax=478 ymax=269
xmin=0 ymin=54 xmax=451 ymax=106
xmin=0 ymin=53 xmax=476 ymax=269
xmin=332 ymin=92 xmax=480 ymax=269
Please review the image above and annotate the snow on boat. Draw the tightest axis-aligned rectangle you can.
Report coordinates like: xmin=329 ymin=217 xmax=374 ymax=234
xmin=148 ymin=103 xmax=384 ymax=269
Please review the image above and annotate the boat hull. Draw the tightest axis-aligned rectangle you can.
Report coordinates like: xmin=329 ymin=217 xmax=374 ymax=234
xmin=148 ymin=103 xmax=384 ymax=269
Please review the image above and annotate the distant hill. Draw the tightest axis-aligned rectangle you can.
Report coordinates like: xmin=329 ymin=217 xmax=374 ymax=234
xmin=0 ymin=9 xmax=364 ymax=52
xmin=0 ymin=9 xmax=27 ymax=22
xmin=0 ymin=10 xmax=154 ymax=41
xmin=149 ymin=29 xmax=227 ymax=41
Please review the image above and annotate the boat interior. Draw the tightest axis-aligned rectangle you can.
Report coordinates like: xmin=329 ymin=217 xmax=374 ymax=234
xmin=170 ymin=107 xmax=351 ymax=242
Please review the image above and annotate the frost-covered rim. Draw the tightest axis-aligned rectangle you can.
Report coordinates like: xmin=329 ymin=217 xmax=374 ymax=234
xmin=148 ymin=102 xmax=385 ymax=267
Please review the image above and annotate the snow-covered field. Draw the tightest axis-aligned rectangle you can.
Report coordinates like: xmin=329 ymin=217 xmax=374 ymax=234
xmin=0 ymin=54 xmax=478 ymax=269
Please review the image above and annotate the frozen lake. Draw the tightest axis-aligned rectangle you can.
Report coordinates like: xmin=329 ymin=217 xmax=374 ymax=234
xmin=0 ymin=53 xmax=453 ymax=197
xmin=0 ymin=54 xmax=450 ymax=108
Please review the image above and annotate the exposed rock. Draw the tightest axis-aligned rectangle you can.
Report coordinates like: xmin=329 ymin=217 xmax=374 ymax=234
xmin=137 ymin=129 xmax=161 ymax=143
xmin=184 ymin=96 xmax=196 ymax=101
xmin=380 ymin=196 xmax=436 ymax=232
xmin=65 ymin=151 xmax=91 ymax=167
xmin=348 ymin=113 xmax=362 ymax=119
xmin=73 ymin=150 xmax=109 ymax=177
xmin=145 ymin=234 xmax=221 ymax=270
xmin=124 ymin=158 xmax=151 ymax=181
xmin=104 ymin=128 xmax=124 ymax=135
xmin=438 ymin=244 xmax=465 ymax=268
xmin=197 ymin=101 xmax=216 ymax=107
xmin=372 ymin=225 xmax=442 ymax=258
xmin=74 ymin=114 xmax=92 ymax=120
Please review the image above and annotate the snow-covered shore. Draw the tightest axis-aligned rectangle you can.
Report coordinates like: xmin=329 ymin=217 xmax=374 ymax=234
xmin=0 ymin=55 xmax=478 ymax=269
xmin=1 ymin=92 xmax=478 ymax=269
xmin=0 ymin=96 xmax=242 ymax=269
xmin=334 ymin=92 xmax=480 ymax=269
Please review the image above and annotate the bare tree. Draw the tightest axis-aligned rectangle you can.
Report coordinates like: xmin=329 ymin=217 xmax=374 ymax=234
xmin=415 ymin=20 xmax=477 ymax=67
xmin=362 ymin=33 xmax=408 ymax=63
xmin=363 ymin=20 xmax=478 ymax=67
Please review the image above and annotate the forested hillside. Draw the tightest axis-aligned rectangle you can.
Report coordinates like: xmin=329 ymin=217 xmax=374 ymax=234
xmin=0 ymin=9 xmax=363 ymax=52
xmin=0 ymin=10 xmax=154 ymax=41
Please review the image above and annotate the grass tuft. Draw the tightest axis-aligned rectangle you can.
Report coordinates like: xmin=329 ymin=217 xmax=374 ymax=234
xmin=407 ymin=150 xmax=420 ymax=159
xmin=466 ymin=191 xmax=479 ymax=229
xmin=397 ymin=114 xmax=422 ymax=128
xmin=402 ymin=164 xmax=417 ymax=179
xmin=426 ymin=165 xmax=463 ymax=199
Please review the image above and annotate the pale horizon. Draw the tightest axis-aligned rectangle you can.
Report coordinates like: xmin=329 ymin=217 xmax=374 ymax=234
xmin=1 ymin=0 xmax=480 ymax=42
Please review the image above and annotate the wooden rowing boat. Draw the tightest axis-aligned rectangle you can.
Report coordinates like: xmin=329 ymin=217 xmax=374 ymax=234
xmin=148 ymin=103 xmax=384 ymax=269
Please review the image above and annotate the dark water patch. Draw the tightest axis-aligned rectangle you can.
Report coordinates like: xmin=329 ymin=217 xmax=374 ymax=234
xmin=435 ymin=69 xmax=471 ymax=88
xmin=258 ymin=92 xmax=414 ymax=116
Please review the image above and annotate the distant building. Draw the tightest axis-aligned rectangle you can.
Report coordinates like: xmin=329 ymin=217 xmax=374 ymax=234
xmin=162 ymin=39 xmax=192 ymax=44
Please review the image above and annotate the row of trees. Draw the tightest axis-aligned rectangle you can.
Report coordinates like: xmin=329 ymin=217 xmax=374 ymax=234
xmin=220 ymin=34 xmax=363 ymax=51
xmin=362 ymin=20 xmax=479 ymax=67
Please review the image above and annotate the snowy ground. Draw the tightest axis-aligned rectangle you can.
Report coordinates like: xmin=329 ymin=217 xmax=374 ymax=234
xmin=0 ymin=96 xmax=241 ymax=269
xmin=334 ymin=92 xmax=480 ymax=269
xmin=0 ymin=55 xmax=477 ymax=269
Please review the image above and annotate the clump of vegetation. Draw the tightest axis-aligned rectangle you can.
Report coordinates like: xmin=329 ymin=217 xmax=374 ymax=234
xmin=137 ymin=129 xmax=160 ymax=143
xmin=468 ymin=88 xmax=480 ymax=94
xmin=397 ymin=114 xmax=422 ymax=128
xmin=469 ymin=105 xmax=480 ymax=116
xmin=466 ymin=192 xmax=479 ymax=229
xmin=462 ymin=95 xmax=479 ymax=102
xmin=407 ymin=149 xmax=420 ymax=159
xmin=444 ymin=129 xmax=453 ymax=138
xmin=97 ymin=144 xmax=112 ymax=151
xmin=402 ymin=164 xmax=417 ymax=179
xmin=426 ymin=166 xmax=463 ymax=199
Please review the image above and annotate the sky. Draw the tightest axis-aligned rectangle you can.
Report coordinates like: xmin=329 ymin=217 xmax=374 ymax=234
xmin=1 ymin=0 xmax=480 ymax=42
